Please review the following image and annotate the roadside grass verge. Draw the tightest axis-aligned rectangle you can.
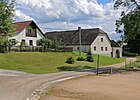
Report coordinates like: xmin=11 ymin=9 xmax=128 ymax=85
xmin=0 ymin=52 xmax=125 ymax=74
xmin=121 ymin=56 xmax=140 ymax=70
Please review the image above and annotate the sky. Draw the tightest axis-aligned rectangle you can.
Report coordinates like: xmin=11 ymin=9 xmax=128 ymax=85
xmin=13 ymin=0 xmax=123 ymax=40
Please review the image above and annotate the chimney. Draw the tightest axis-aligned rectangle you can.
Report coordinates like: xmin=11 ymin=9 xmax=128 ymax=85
xmin=78 ymin=27 xmax=81 ymax=31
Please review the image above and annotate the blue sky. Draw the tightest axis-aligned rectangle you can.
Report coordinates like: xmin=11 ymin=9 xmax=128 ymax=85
xmin=14 ymin=0 xmax=123 ymax=40
xmin=97 ymin=0 xmax=112 ymax=4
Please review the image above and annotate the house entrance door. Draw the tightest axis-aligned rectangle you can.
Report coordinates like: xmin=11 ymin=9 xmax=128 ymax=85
xmin=116 ymin=50 xmax=120 ymax=58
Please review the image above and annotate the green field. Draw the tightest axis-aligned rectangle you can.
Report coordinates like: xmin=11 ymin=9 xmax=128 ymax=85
xmin=0 ymin=52 xmax=125 ymax=74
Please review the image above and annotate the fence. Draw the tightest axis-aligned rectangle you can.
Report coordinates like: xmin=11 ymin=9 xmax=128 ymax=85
xmin=10 ymin=46 xmax=73 ymax=52
xmin=96 ymin=67 xmax=113 ymax=74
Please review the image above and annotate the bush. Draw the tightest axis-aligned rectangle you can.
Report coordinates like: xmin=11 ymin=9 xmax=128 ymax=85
xmin=123 ymin=52 xmax=138 ymax=57
xmin=57 ymin=65 xmax=94 ymax=71
xmin=0 ymin=45 xmax=4 ymax=53
xmin=66 ymin=57 xmax=75 ymax=64
xmin=86 ymin=51 xmax=94 ymax=62
xmin=76 ymin=56 xmax=85 ymax=61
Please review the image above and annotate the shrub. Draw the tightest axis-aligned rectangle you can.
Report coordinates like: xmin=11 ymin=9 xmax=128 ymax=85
xmin=57 ymin=65 xmax=94 ymax=71
xmin=0 ymin=45 xmax=4 ymax=53
xmin=86 ymin=50 xmax=94 ymax=62
xmin=76 ymin=56 xmax=85 ymax=61
xmin=66 ymin=57 xmax=75 ymax=64
xmin=123 ymin=52 xmax=138 ymax=57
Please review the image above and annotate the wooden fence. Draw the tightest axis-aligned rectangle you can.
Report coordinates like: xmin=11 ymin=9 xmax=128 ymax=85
xmin=96 ymin=67 xmax=113 ymax=75
xmin=10 ymin=46 xmax=73 ymax=52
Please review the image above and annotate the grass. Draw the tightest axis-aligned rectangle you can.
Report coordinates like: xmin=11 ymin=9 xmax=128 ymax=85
xmin=73 ymin=52 xmax=125 ymax=67
xmin=0 ymin=52 xmax=125 ymax=74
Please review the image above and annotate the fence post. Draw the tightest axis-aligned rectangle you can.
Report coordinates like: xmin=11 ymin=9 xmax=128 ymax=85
xmin=110 ymin=67 xmax=112 ymax=75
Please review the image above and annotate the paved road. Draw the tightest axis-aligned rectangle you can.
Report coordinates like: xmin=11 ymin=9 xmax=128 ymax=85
xmin=0 ymin=71 xmax=91 ymax=100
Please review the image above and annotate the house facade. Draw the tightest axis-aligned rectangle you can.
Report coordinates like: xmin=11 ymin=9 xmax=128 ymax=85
xmin=8 ymin=20 xmax=44 ymax=46
xmin=45 ymin=28 xmax=122 ymax=58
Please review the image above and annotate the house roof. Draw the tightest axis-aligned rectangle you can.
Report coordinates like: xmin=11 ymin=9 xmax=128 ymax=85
xmin=12 ymin=20 xmax=44 ymax=36
xmin=45 ymin=28 xmax=109 ymax=45
xmin=111 ymin=40 xmax=120 ymax=47
xmin=12 ymin=20 xmax=33 ymax=33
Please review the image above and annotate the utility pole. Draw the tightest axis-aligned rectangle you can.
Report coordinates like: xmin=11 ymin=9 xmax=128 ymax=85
xmin=78 ymin=27 xmax=82 ymax=56
xmin=96 ymin=38 xmax=100 ymax=75
xmin=97 ymin=54 xmax=99 ymax=75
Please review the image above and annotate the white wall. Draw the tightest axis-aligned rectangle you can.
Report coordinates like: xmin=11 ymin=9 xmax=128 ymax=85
xmin=112 ymin=47 xmax=122 ymax=58
xmin=9 ymin=27 xmax=44 ymax=46
xmin=68 ymin=45 xmax=90 ymax=53
xmin=91 ymin=34 xmax=112 ymax=56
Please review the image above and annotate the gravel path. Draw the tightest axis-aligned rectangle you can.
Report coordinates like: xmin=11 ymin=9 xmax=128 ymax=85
xmin=0 ymin=69 xmax=33 ymax=76
xmin=0 ymin=71 xmax=91 ymax=100
xmin=40 ymin=71 xmax=140 ymax=100
xmin=104 ymin=57 xmax=137 ymax=68
xmin=0 ymin=57 xmax=137 ymax=100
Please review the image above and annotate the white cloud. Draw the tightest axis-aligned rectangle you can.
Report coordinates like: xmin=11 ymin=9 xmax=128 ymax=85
xmin=14 ymin=0 xmax=123 ymax=40
xmin=39 ymin=21 xmax=103 ymax=32
xmin=14 ymin=10 xmax=34 ymax=21
xmin=15 ymin=0 xmax=104 ymax=22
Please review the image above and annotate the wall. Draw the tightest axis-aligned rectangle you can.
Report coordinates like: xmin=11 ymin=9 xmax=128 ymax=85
xmin=67 ymin=45 xmax=90 ymax=53
xmin=9 ymin=25 xmax=44 ymax=46
xmin=112 ymin=47 xmax=122 ymax=58
xmin=91 ymin=34 xmax=112 ymax=56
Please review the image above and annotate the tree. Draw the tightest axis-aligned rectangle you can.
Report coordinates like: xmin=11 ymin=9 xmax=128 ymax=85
xmin=114 ymin=0 xmax=140 ymax=54
xmin=0 ymin=0 xmax=15 ymax=53
xmin=0 ymin=0 xmax=15 ymax=36
xmin=86 ymin=50 xmax=94 ymax=62
xmin=36 ymin=38 xmax=52 ymax=51
xmin=116 ymin=40 xmax=123 ymax=47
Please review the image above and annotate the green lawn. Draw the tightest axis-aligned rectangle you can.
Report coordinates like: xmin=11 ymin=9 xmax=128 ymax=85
xmin=0 ymin=52 xmax=125 ymax=74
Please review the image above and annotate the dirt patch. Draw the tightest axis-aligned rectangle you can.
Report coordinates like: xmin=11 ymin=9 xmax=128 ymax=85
xmin=40 ymin=72 xmax=140 ymax=100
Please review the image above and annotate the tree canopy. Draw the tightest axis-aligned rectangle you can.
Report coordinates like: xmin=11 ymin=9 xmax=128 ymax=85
xmin=0 ymin=0 xmax=15 ymax=36
xmin=114 ymin=0 xmax=140 ymax=54
xmin=0 ymin=0 xmax=15 ymax=53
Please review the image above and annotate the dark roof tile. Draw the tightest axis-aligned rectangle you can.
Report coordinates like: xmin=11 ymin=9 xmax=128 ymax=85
xmin=111 ymin=40 xmax=119 ymax=47
xmin=45 ymin=28 xmax=107 ymax=45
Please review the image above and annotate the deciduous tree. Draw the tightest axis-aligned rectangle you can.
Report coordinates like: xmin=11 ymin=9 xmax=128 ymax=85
xmin=0 ymin=0 xmax=15 ymax=53
xmin=114 ymin=0 xmax=140 ymax=54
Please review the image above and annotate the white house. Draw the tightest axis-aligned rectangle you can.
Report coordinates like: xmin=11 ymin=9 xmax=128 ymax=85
xmin=45 ymin=28 xmax=122 ymax=58
xmin=9 ymin=20 xmax=44 ymax=46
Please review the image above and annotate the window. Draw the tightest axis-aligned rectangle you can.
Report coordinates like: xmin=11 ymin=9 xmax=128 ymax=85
xmin=26 ymin=29 xmax=31 ymax=34
xmin=105 ymin=47 xmax=107 ymax=51
xmin=94 ymin=46 xmax=96 ymax=51
xmin=21 ymin=39 xmax=25 ymax=42
xmin=29 ymin=40 xmax=33 ymax=46
xmin=77 ymin=47 xmax=79 ymax=50
xmin=101 ymin=38 xmax=103 ymax=42
xmin=26 ymin=28 xmax=37 ymax=37
xmin=21 ymin=39 xmax=25 ymax=46
xmin=101 ymin=47 xmax=103 ymax=51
